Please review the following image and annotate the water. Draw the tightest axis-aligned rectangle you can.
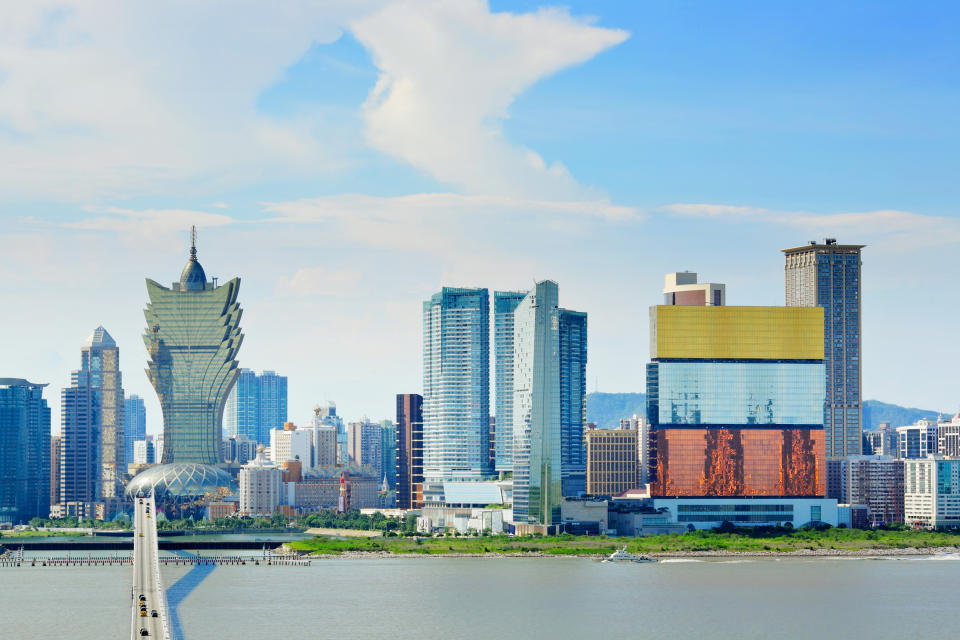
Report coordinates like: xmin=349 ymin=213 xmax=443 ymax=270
xmin=2 ymin=555 xmax=960 ymax=639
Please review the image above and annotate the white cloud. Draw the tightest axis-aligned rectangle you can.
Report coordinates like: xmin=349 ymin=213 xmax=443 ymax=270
xmin=275 ymin=267 xmax=363 ymax=297
xmin=351 ymin=1 xmax=629 ymax=199
xmin=0 ymin=1 xmax=628 ymax=203
xmin=0 ymin=1 xmax=378 ymax=200
xmin=65 ymin=206 xmax=235 ymax=248
xmin=664 ymin=204 xmax=960 ymax=250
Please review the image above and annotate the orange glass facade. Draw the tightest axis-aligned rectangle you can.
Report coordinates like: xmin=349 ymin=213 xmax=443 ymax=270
xmin=651 ymin=428 xmax=825 ymax=497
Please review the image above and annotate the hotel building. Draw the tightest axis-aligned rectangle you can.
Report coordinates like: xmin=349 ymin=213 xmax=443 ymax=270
xmin=647 ymin=303 xmax=836 ymax=528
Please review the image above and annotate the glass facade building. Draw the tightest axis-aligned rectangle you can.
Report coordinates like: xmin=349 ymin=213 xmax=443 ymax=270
xmin=124 ymin=394 xmax=146 ymax=471
xmin=422 ymin=287 xmax=490 ymax=481
xmin=0 ymin=379 xmax=50 ymax=524
xmin=559 ymin=309 xmax=588 ymax=497
xmin=223 ymin=369 xmax=288 ymax=445
xmin=649 ymin=362 xmax=825 ymax=426
xmin=493 ymin=291 xmax=526 ymax=473
xmin=144 ymin=233 xmax=243 ymax=465
xmin=396 ymin=394 xmax=423 ymax=509
xmin=512 ymin=281 xmax=562 ymax=525
xmin=652 ymin=428 xmax=826 ymax=497
xmin=784 ymin=240 xmax=864 ymax=464
xmin=647 ymin=305 xmax=826 ymax=499
xmin=60 ymin=371 xmax=99 ymax=505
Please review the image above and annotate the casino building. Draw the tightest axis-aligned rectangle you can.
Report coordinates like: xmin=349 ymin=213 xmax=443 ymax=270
xmin=646 ymin=279 xmax=837 ymax=528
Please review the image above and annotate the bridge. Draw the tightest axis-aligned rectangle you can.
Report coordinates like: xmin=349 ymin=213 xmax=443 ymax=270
xmin=131 ymin=494 xmax=171 ymax=640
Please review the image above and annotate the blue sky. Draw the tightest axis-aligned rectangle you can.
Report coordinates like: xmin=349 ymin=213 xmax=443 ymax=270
xmin=1 ymin=1 xmax=958 ymax=432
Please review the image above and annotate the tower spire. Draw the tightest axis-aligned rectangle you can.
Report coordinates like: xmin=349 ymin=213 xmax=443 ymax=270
xmin=190 ymin=225 xmax=197 ymax=261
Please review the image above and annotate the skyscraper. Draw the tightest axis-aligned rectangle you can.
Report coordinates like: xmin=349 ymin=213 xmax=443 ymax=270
xmin=512 ymin=280 xmax=562 ymax=526
xmin=558 ymin=308 xmax=588 ymax=497
xmin=223 ymin=369 xmax=288 ymax=444
xmin=493 ymin=291 xmax=526 ymax=473
xmin=422 ymin=287 xmax=490 ymax=481
xmin=144 ymin=228 xmax=243 ymax=464
xmin=60 ymin=374 xmax=98 ymax=509
xmin=79 ymin=327 xmax=125 ymax=498
xmin=0 ymin=378 xmax=51 ymax=524
xmin=396 ymin=393 xmax=423 ymax=510
xmin=784 ymin=239 xmax=864 ymax=498
xmin=647 ymin=303 xmax=832 ymax=528
xmin=124 ymin=394 xmax=146 ymax=471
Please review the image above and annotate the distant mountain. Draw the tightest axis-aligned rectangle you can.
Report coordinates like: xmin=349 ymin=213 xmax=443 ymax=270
xmin=587 ymin=393 xmax=944 ymax=431
xmin=863 ymin=400 xmax=944 ymax=430
xmin=586 ymin=392 xmax=646 ymax=429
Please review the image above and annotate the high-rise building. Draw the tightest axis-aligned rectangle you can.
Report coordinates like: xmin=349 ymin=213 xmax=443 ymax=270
xmin=50 ymin=434 xmax=61 ymax=507
xmin=60 ymin=376 xmax=98 ymax=507
xmin=239 ymin=448 xmax=281 ymax=516
xmin=512 ymin=281 xmax=562 ymax=526
xmin=896 ymin=419 xmax=938 ymax=459
xmin=223 ymin=369 xmax=288 ymax=445
xmin=124 ymin=394 xmax=146 ymax=471
xmin=348 ymin=420 xmax=383 ymax=481
xmin=493 ymin=291 xmax=526 ymax=473
xmin=840 ymin=455 xmax=904 ymax=526
xmin=585 ymin=425 xmax=639 ymax=497
xmin=620 ymin=414 xmax=650 ymax=485
xmin=647 ymin=303 xmax=834 ymax=528
xmin=0 ymin=378 xmax=51 ymax=524
xmin=784 ymin=239 xmax=864 ymax=497
xmin=269 ymin=423 xmax=312 ymax=466
xmin=904 ymin=456 xmax=960 ymax=528
xmin=422 ymin=287 xmax=490 ymax=481
xmin=380 ymin=420 xmax=397 ymax=489
xmin=306 ymin=407 xmax=338 ymax=468
xmin=144 ymin=228 xmax=243 ymax=464
xmin=559 ymin=308 xmax=588 ymax=497
xmin=396 ymin=394 xmax=424 ymax=510
xmin=78 ymin=327 xmax=125 ymax=499
xmin=511 ymin=281 xmax=588 ymax=525
xmin=662 ymin=272 xmax=726 ymax=306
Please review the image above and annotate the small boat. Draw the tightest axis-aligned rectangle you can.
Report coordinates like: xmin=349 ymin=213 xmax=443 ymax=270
xmin=603 ymin=547 xmax=656 ymax=563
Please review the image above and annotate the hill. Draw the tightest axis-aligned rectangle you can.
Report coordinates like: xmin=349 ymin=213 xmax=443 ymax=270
xmin=863 ymin=400 xmax=943 ymax=430
xmin=586 ymin=392 xmax=645 ymax=429
xmin=587 ymin=393 xmax=944 ymax=431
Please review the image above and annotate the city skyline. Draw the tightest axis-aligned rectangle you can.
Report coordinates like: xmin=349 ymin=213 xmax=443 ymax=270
xmin=2 ymin=2 xmax=959 ymax=432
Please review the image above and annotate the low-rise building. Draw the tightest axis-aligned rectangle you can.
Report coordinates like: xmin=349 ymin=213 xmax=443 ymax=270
xmin=904 ymin=456 xmax=960 ymax=528
xmin=653 ymin=497 xmax=839 ymax=530
xmin=937 ymin=414 xmax=960 ymax=457
xmin=283 ymin=463 xmax=380 ymax=512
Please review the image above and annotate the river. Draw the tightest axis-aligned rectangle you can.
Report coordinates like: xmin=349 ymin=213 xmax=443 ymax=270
xmin=2 ymin=555 xmax=959 ymax=638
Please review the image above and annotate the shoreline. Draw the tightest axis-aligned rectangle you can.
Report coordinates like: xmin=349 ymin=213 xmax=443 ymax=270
xmin=297 ymin=546 xmax=960 ymax=560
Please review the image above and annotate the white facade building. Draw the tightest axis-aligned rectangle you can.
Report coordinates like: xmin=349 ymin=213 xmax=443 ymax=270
xmin=653 ymin=497 xmax=838 ymax=530
xmin=904 ymin=456 xmax=960 ymax=528
xmin=269 ymin=424 xmax=312 ymax=466
xmin=239 ymin=448 xmax=282 ymax=516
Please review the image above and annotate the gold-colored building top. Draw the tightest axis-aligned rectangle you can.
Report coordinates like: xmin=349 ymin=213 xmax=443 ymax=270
xmin=650 ymin=306 xmax=824 ymax=360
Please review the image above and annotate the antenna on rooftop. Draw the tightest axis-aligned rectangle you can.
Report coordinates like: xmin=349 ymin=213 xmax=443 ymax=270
xmin=189 ymin=225 xmax=198 ymax=261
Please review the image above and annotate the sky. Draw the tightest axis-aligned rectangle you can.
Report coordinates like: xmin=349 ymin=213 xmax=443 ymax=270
xmin=1 ymin=1 xmax=959 ymax=435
